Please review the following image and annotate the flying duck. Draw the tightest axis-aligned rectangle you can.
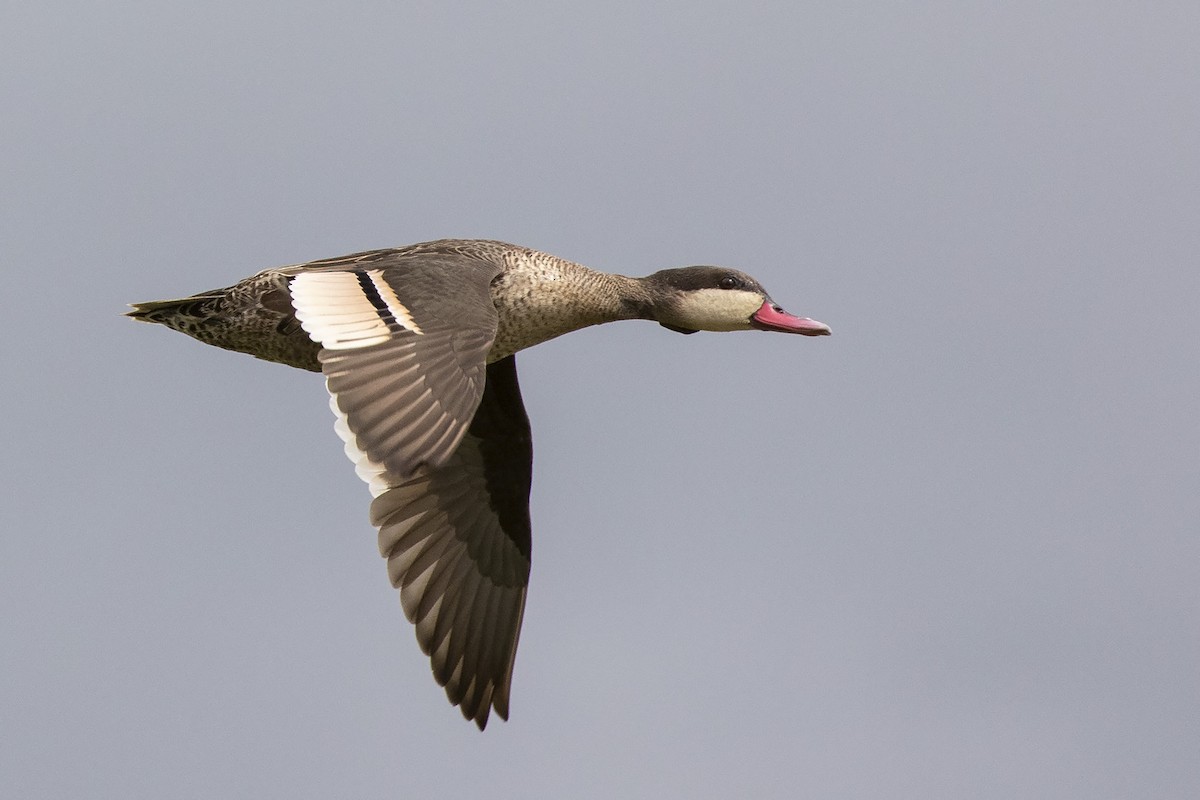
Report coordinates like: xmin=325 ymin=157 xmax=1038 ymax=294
xmin=128 ymin=239 xmax=830 ymax=729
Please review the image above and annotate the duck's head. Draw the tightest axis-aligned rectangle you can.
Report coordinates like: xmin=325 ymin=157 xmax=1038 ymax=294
xmin=643 ymin=267 xmax=831 ymax=337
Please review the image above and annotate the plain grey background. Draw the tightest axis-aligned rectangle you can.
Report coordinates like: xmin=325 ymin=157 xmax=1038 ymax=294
xmin=3 ymin=2 xmax=1197 ymax=798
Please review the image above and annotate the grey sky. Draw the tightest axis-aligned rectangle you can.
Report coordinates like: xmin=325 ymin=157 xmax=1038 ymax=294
xmin=3 ymin=2 xmax=1197 ymax=798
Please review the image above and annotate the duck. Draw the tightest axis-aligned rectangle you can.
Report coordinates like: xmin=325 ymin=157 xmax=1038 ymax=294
xmin=128 ymin=238 xmax=830 ymax=729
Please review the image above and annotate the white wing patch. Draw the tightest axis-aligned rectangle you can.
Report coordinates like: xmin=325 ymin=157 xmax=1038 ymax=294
xmin=366 ymin=270 xmax=424 ymax=334
xmin=291 ymin=270 xmax=423 ymax=350
xmin=329 ymin=394 xmax=392 ymax=497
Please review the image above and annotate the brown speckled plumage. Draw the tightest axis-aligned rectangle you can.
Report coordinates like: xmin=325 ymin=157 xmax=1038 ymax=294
xmin=128 ymin=270 xmax=321 ymax=370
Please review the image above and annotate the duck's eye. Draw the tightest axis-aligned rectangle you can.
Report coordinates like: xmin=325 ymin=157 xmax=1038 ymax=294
xmin=718 ymin=276 xmax=739 ymax=290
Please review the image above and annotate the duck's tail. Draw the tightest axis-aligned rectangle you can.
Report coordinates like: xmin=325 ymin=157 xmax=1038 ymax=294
xmin=126 ymin=293 xmax=222 ymax=325
xmin=125 ymin=282 xmax=322 ymax=372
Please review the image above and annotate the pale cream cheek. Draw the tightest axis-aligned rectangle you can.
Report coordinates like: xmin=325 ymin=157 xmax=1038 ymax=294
xmin=672 ymin=289 xmax=761 ymax=331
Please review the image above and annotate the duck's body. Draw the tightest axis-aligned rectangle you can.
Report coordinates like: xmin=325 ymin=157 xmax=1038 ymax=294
xmin=129 ymin=240 xmax=655 ymax=372
xmin=129 ymin=238 xmax=829 ymax=729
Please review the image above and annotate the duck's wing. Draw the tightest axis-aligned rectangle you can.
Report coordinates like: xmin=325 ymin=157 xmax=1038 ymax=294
xmin=289 ymin=252 xmax=533 ymax=728
xmin=369 ymin=356 xmax=532 ymax=730
xmin=288 ymin=250 xmax=501 ymax=480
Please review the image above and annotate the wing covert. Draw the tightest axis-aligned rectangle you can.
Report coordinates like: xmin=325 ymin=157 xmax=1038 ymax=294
xmin=290 ymin=251 xmax=501 ymax=478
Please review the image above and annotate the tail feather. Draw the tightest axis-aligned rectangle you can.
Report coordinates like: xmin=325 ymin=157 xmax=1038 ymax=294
xmin=126 ymin=293 xmax=223 ymax=323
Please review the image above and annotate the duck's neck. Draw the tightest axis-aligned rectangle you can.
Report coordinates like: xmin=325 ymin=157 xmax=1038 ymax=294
xmin=488 ymin=252 xmax=654 ymax=361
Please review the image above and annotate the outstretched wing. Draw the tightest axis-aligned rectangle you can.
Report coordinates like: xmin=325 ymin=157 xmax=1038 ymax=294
xmin=289 ymin=252 xmax=533 ymax=728
xmin=369 ymin=357 xmax=533 ymax=729
xmin=289 ymin=250 xmax=501 ymax=479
